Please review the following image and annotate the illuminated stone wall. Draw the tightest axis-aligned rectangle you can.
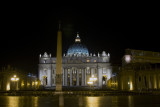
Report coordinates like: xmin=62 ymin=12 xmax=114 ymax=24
xmin=119 ymin=49 xmax=160 ymax=91
xmin=0 ymin=65 xmax=38 ymax=91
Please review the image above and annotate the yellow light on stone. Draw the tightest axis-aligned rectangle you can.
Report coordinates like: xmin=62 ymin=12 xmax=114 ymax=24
xmin=87 ymin=60 xmax=90 ymax=62
xmin=6 ymin=83 xmax=10 ymax=91
xmin=35 ymin=82 xmax=38 ymax=85
xmin=32 ymin=82 xmax=35 ymax=86
xmin=130 ymin=82 xmax=133 ymax=90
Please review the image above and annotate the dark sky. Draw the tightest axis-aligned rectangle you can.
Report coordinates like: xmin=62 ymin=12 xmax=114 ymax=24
xmin=0 ymin=3 xmax=159 ymax=73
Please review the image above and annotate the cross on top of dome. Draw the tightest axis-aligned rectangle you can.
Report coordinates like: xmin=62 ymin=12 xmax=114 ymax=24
xmin=75 ymin=32 xmax=81 ymax=43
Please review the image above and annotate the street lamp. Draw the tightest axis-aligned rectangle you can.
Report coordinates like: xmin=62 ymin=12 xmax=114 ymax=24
xmin=11 ymin=75 xmax=19 ymax=81
xmin=87 ymin=81 xmax=93 ymax=91
xmin=88 ymin=75 xmax=97 ymax=90
xmin=11 ymin=75 xmax=19 ymax=90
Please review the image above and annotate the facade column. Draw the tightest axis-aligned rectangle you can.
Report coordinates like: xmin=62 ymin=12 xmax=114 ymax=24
xmin=84 ymin=68 xmax=87 ymax=86
xmin=149 ymin=75 xmax=152 ymax=89
xmin=157 ymin=73 xmax=159 ymax=89
xmin=158 ymin=74 xmax=160 ymax=89
xmin=98 ymin=67 xmax=102 ymax=87
xmin=95 ymin=68 xmax=98 ymax=87
xmin=77 ymin=69 xmax=79 ymax=86
xmin=97 ymin=67 xmax=99 ymax=87
xmin=70 ymin=68 xmax=72 ymax=86
xmin=91 ymin=68 xmax=94 ymax=76
xmin=47 ymin=66 xmax=51 ymax=87
xmin=146 ymin=75 xmax=149 ymax=89
xmin=65 ymin=69 xmax=68 ymax=86
xmin=153 ymin=74 xmax=157 ymax=89
xmin=63 ymin=68 xmax=64 ymax=86
xmin=82 ymin=69 xmax=84 ymax=86
xmin=39 ymin=70 xmax=43 ymax=85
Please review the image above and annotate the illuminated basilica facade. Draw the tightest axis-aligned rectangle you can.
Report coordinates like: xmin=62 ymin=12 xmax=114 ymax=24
xmin=38 ymin=34 xmax=112 ymax=88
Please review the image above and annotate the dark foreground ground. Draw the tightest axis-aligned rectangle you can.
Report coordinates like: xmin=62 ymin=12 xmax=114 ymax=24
xmin=0 ymin=89 xmax=160 ymax=96
xmin=0 ymin=95 xmax=160 ymax=107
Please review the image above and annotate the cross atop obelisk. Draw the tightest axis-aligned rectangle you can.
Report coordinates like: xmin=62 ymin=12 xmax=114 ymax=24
xmin=56 ymin=21 xmax=62 ymax=91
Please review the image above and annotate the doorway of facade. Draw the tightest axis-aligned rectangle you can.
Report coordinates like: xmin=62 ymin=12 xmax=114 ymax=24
xmin=73 ymin=78 xmax=76 ymax=86
xmin=43 ymin=76 xmax=47 ymax=86
xmin=102 ymin=75 xmax=107 ymax=86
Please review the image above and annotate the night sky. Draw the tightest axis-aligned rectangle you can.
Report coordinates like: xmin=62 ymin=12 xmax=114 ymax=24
xmin=0 ymin=3 xmax=159 ymax=74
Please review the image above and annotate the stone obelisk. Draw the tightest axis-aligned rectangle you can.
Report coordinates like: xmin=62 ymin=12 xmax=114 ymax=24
xmin=56 ymin=23 xmax=62 ymax=91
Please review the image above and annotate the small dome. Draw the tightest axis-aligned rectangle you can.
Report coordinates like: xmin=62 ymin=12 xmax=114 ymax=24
xmin=43 ymin=52 xmax=48 ymax=57
xmin=67 ymin=33 xmax=89 ymax=56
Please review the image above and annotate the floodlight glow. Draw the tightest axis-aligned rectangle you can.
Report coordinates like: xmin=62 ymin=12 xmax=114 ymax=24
xmin=11 ymin=75 xmax=19 ymax=81
xmin=125 ymin=55 xmax=131 ymax=63
xmin=35 ymin=82 xmax=38 ymax=85
xmin=130 ymin=82 xmax=133 ymax=90
xmin=94 ymin=78 xmax=97 ymax=81
xmin=88 ymin=81 xmax=93 ymax=84
xmin=11 ymin=78 xmax=15 ymax=81
xmin=89 ymin=75 xmax=97 ymax=82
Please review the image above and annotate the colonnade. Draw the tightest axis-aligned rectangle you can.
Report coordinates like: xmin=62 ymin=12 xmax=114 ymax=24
xmin=40 ymin=66 xmax=111 ymax=88
xmin=136 ymin=73 xmax=160 ymax=90
xmin=60 ymin=67 xmax=103 ymax=87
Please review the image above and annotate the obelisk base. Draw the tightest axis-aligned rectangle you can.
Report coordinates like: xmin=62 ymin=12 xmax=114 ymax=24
xmin=56 ymin=74 xmax=62 ymax=91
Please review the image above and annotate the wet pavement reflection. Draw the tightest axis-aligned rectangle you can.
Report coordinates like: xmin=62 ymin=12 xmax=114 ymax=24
xmin=0 ymin=95 xmax=160 ymax=107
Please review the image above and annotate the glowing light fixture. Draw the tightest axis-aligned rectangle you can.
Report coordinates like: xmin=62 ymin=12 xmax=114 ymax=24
xmin=75 ymin=33 xmax=81 ymax=42
xmin=89 ymin=75 xmax=97 ymax=81
xmin=88 ymin=75 xmax=97 ymax=86
xmin=11 ymin=75 xmax=19 ymax=81
xmin=125 ymin=55 xmax=131 ymax=63
xmin=87 ymin=60 xmax=90 ymax=62
xmin=87 ymin=81 xmax=93 ymax=84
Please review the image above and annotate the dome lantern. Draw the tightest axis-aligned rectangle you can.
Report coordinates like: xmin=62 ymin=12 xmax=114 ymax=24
xmin=67 ymin=33 xmax=89 ymax=56
xmin=75 ymin=32 xmax=81 ymax=43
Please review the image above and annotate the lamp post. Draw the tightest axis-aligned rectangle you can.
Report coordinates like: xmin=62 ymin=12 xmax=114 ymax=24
xmin=11 ymin=75 xmax=19 ymax=90
xmin=87 ymin=81 xmax=93 ymax=91
xmin=88 ymin=75 xmax=97 ymax=90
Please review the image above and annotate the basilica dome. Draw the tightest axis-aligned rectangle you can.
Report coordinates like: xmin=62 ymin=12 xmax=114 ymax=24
xmin=67 ymin=33 xmax=89 ymax=56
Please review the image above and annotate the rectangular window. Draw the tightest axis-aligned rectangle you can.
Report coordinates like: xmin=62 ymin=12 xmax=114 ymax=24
xmin=139 ymin=76 xmax=141 ymax=82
